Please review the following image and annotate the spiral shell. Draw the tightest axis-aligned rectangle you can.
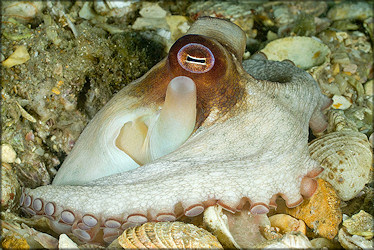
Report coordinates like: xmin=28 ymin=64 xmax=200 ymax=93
xmin=308 ymin=130 xmax=372 ymax=201
xmin=117 ymin=222 xmax=223 ymax=249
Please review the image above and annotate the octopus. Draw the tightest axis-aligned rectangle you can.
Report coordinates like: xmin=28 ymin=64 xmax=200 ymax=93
xmin=20 ymin=17 xmax=331 ymax=245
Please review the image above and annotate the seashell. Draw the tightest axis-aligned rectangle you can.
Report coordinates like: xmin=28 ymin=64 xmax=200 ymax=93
xmin=203 ymin=205 xmax=270 ymax=248
xmin=1 ymin=163 xmax=21 ymax=210
xmin=117 ymin=221 xmax=223 ymax=249
xmin=260 ymin=36 xmax=330 ymax=70
xmin=342 ymin=210 xmax=374 ymax=239
xmin=286 ymin=178 xmax=342 ymax=240
xmin=255 ymin=232 xmax=313 ymax=249
xmin=268 ymin=214 xmax=306 ymax=235
xmin=308 ymin=130 xmax=372 ymax=201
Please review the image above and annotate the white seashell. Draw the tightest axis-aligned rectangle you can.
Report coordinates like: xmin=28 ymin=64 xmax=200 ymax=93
xmin=308 ymin=130 xmax=372 ymax=201
xmin=260 ymin=36 xmax=331 ymax=70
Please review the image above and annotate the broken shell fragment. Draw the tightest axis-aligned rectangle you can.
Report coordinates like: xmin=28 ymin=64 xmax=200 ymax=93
xmin=117 ymin=221 xmax=222 ymax=249
xmin=260 ymin=36 xmax=330 ymax=70
xmin=203 ymin=205 xmax=270 ymax=248
xmin=308 ymin=130 xmax=372 ymax=201
xmin=2 ymin=45 xmax=31 ymax=68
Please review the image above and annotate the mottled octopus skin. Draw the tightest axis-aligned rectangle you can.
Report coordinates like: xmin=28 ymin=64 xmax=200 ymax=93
xmin=21 ymin=17 xmax=330 ymax=245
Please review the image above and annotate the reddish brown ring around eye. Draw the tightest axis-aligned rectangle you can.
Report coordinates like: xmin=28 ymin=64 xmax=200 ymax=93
xmin=177 ymin=43 xmax=215 ymax=73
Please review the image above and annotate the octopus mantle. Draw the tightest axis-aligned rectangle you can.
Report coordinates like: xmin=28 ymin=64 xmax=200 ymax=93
xmin=21 ymin=17 xmax=330 ymax=245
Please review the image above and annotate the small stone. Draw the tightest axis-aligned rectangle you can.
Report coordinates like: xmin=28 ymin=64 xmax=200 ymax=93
xmin=1 ymin=144 xmax=17 ymax=163
xmin=286 ymin=178 xmax=342 ymax=240
xmin=331 ymin=95 xmax=352 ymax=110
xmin=2 ymin=45 xmax=30 ymax=68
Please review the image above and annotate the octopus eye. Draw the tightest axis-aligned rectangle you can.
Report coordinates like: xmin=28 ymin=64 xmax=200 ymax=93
xmin=177 ymin=43 xmax=215 ymax=73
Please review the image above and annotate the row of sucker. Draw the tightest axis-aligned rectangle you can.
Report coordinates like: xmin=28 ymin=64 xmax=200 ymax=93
xmin=19 ymin=170 xmax=319 ymax=244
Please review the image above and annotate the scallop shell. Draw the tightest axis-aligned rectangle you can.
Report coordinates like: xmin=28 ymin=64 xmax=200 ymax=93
xmin=308 ymin=130 xmax=372 ymax=201
xmin=260 ymin=36 xmax=331 ymax=70
xmin=117 ymin=222 xmax=223 ymax=249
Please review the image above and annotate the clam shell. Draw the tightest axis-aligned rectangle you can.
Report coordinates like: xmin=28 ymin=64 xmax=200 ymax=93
xmin=260 ymin=36 xmax=330 ymax=70
xmin=308 ymin=130 xmax=372 ymax=201
xmin=117 ymin=222 xmax=223 ymax=249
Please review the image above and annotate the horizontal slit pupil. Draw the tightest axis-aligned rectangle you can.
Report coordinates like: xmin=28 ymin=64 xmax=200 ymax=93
xmin=186 ymin=55 xmax=206 ymax=65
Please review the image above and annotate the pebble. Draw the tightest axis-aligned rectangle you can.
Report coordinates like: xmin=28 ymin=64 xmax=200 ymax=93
xmin=1 ymin=144 xmax=17 ymax=163
xmin=286 ymin=178 xmax=342 ymax=240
